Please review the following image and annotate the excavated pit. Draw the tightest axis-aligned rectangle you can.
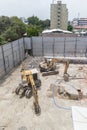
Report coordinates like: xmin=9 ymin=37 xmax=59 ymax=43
xmin=0 ymin=56 xmax=87 ymax=130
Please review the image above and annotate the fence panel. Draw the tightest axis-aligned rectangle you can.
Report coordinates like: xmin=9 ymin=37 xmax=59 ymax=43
xmin=18 ymin=38 xmax=25 ymax=61
xmin=31 ymin=36 xmax=87 ymax=57
xmin=43 ymin=37 xmax=54 ymax=56
xmin=24 ymin=37 xmax=31 ymax=49
xmin=12 ymin=40 xmax=20 ymax=66
xmin=76 ymin=37 xmax=87 ymax=57
xmin=0 ymin=46 xmax=5 ymax=79
xmin=65 ymin=37 xmax=76 ymax=57
xmin=54 ymin=37 xmax=65 ymax=57
xmin=32 ymin=37 xmax=43 ymax=56
xmin=3 ymin=43 xmax=13 ymax=73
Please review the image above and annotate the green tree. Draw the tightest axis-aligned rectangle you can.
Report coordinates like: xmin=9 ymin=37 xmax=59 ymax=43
xmin=0 ymin=16 xmax=11 ymax=34
xmin=10 ymin=16 xmax=26 ymax=37
xmin=0 ymin=16 xmax=26 ymax=43
xmin=43 ymin=19 xmax=50 ymax=29
xmin=0 ymin=15 xmax=50 ymax=44
xmin=3 ymin=27 xmax=19 ymax=42
xmin=67 ymin=25 xmax=73 ymax=31
xmin=27 ymin=16 xmax=39 ymax=25
xmin=27 ymin=27 xmax=39 ymax=37
xmin=0 ymin=35 xmax=6 ymax=45
xmin=27 ymin=16 xmax=50 ymax=33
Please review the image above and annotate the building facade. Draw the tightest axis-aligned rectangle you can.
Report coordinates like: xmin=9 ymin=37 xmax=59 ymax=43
xmin=72 ymin=18 xmax=78 ymax=27
xmin=72 ymin=18 xmax=87 ymax=32
xmin=50 ymin=1 xmax=68 ymax=30
xmin=78 ymin=18 xmax=87 ymax=26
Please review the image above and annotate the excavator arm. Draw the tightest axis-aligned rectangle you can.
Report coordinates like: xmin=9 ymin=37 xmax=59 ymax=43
xmin=63 ymin=60 xmax=70 ymax=81
xmin=64 ymin=60 xmax=70 ymax=74
xmin=21 ymin=70 xmax=41 ymax=114
xmin=28 ymin=71 xmax=41 ymax=114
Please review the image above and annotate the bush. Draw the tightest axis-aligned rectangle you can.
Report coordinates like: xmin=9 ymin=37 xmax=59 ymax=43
xmin=27 ymin=27 xmax=39 ymax=37
xmin=0 ymin=35 xmax=6 ymax=45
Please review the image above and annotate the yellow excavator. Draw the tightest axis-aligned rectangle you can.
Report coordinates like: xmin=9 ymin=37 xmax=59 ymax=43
xmin=39 ymin=58 xmax=70 ymax=81
xmin=15 ymin=68 xmax=41 ymax=114
xmin=39 ymin=58 xmax=59 ymax=76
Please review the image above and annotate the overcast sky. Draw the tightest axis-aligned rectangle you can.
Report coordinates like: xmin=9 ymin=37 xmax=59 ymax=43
xmin=0 ymin=0 xmax=87 ymax=21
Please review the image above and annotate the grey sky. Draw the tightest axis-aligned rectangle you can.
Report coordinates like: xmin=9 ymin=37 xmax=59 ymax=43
xmin=0 ymin=0 xmax=87 ymax=20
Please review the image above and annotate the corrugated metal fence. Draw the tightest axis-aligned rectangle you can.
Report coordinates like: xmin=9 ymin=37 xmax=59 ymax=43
xmin=31 ymin=37 xmax=87 ymax=57
xmin=0 ymin=36 xmax=87 ymax=79
xmin=0 ymin=38 xmax=25 ymax=79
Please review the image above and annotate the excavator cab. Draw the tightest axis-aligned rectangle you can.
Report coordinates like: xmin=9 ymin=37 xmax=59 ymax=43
xmin=15 ymin=69 xmax=41 ymax=98
xmin=39 ymin=58 xmax=58 ymax=76
xmin=30 ymin=69 xmax=41 ymax=87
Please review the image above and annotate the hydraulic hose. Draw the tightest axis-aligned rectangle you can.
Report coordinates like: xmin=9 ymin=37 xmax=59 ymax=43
xmin=52 ymin=79 xmax=71 ymax=111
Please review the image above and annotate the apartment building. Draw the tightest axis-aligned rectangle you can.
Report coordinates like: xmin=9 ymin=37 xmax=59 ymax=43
xmin=72 ymin=18 xmax=87 ymax=32
xmin=50 ymin=1 xmax=68 ymax=30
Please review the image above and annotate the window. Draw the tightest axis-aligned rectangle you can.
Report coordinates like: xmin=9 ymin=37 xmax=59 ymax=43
xmin=58 ymin=11 xmax=60 ymax=14
xmin=58 ymin=7 xmax=61 ymax=10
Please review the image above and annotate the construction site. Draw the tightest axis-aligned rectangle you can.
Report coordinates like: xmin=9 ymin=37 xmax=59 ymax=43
xmin=0 ymin=37 xmax=87 ymax=130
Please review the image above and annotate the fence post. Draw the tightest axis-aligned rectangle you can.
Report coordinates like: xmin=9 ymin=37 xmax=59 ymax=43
xmin=31 ymin=37 xmax=33 ymax=56
xmin=18 ymin=39 xmax=21 ymax=62
xmin=75 ymin=37 xmax=77 ymax=57
xmin=23 ymin=37 xmax=26 ymax=58
xmin=53 ymin=37 xmax=55 ymax=57
xmin=7 ymin=55 xmax=9 ymax=72
xmin=1 ymin=45 xmax=6 ymax=74
xmin=85 ymin=46 xmax=87 ymax=57
xmin=23 ymin=37 xmax=25 ymax=50
xmin=64 ymin=37 xmax=66 ymax=57
xmin=15 ymin=51 xmax=18 ymax=65
xmin=42 ymin=36 xmax=44 ymax=56
xmin=11 ymin=42 xmax=15 ymax=67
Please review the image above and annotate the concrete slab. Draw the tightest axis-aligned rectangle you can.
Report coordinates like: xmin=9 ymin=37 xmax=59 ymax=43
xmin=72 ymin=106 xmax=87 ymax=130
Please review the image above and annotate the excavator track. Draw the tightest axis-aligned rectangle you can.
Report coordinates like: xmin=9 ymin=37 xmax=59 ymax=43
xmin=42 ymin=70 xmax=59 ymax=76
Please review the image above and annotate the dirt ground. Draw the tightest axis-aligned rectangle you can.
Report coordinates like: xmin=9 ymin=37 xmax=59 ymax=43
xmin=0 ymin=57 xmax=87 ymax=130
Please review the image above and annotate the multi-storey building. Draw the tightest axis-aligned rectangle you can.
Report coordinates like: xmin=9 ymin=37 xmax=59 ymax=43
xmin=50 ymin=1 xmax=68 ymax=30
xmin=72 ymin=18 xmax=79 ymax=27
xmin=78 ymin=18 xmax=87 ymax=26
xmin=72 ymin=18 xmax=87 ymax=32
